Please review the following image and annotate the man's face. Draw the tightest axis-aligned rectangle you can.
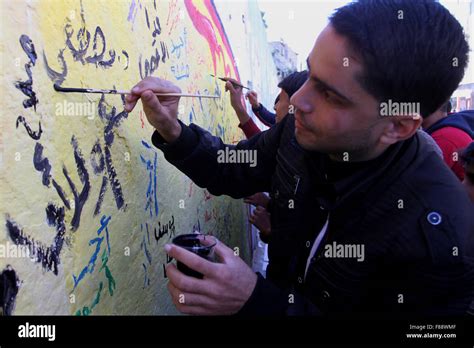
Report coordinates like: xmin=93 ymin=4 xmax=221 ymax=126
xmin=291 ymin=25 xmax=391 ymax=161
xmin=274 ymin=90 xmax=290 ymax=123
xmin=462 ymin=163 xmax=474 ymax=203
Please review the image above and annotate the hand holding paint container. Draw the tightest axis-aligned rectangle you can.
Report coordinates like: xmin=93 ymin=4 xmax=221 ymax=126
xmin=171 ymin=233 xmax=217 ymax=278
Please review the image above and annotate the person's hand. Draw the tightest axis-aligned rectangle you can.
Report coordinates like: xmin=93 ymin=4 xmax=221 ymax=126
xmin=246 ymin=91 xmax=259 ymax=108
xmin=224 ymin=78 xmax=245 ymax=113
xmin=165 ymin=239 xmax=257 ymax=315
xmin=244 ymin=192 xmax=270 ymax=208
xmin=249 ymin=206 xmax=271 ymax=242
xmin=125 ymin=77 xmax=182 ymax=143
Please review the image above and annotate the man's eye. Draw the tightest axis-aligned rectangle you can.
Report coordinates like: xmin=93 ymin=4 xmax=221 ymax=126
xmin=323 ymin=90 xmax=333 ymax=99
xmin=317 ymin=86 xmax=339 ymax=103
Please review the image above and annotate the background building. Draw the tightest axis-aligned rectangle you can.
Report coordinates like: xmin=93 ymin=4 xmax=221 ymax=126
xmin=269 ymin=40 xmax=298 ymax=80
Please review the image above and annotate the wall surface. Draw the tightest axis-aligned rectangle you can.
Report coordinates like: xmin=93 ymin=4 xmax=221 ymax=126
xmin=0 ymin=0 xmax=277 ymax=315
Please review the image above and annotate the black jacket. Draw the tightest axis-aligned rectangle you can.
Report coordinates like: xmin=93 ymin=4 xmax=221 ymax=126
xmin=152 ymin=115 xmax=474 ymax=317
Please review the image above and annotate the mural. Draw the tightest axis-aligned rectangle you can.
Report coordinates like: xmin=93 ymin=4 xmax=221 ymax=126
xmin=0 ymin=0 xmax=277 ymax=315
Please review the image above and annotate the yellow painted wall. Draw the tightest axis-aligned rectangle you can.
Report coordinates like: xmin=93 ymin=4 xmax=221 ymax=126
xmin=0 ymin=0 xmax=259 ymax=315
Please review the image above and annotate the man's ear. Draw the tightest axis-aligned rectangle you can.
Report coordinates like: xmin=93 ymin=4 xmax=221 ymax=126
xmin=380 ymin=115 xmax=423 ymax=145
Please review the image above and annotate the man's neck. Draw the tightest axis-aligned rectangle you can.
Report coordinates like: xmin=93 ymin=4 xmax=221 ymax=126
xmin=423 ymin=111 xmax=447 ymax=129
xmin=328 ymin=144 xmax=389 ymax=163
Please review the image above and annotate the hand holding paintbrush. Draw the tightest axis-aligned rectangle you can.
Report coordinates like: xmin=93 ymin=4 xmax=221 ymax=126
xmin=210 ymin=74 xmax=249 ymax=90
xmin=222 ymin=76 xmax=251 ymax=120
xmin=123 ymin=77 xmax=185 ymax=143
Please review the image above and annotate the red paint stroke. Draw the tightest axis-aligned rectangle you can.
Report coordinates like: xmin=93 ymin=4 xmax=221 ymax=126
xmin=166 ymin=0 xmax=180 ymax=35
xmin=188 ymin=181 xmax=193 ymax=197
xmin=184 ymin=0 xmax=238 ymax=79
xmin=166 ymin=0 xmax=177 ymax=26
xmin=204 ymin=210 xmax=212 ymax=222
xmin=139 ymin=110 xmax=145 ymax=129
xmin=203 ymin=189 xmax=212 ymax=201
xmin=203 ymin=1 xmax=239 ymax=78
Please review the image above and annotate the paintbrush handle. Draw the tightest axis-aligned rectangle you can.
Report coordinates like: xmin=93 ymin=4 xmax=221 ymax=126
xmin=210 ymin=75 xmax=250 ymax=90
xmin=220 ymin=78 xmax=250 ymax=90
xmin=53 ymin=84 xmax=219 ymax=98
xmin=149 ymin=93 xmax=219 ymax=98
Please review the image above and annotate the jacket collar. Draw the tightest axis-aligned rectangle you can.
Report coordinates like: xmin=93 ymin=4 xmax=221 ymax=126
xmin=303 ymin=135 xmax=418 ymax=210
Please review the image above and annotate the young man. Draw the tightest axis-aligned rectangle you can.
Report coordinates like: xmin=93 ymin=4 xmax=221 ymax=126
xmin=226 ymin=71 xmax=309 ymax=242
xmin=125 ymin=0 xmax=474 ymax=317
xmin=246 ymin=91 xmax=277 ymax=127
xmin=461 ymin=141 xmax=474 ymax=202
xmin=423 ymin=104 xmax=473 ymax=180
xmin=229 ymin=71 xmax=309 ymax=138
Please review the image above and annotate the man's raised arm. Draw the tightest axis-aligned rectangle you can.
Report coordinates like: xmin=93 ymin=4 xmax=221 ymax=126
xmin=125 ymin=77 xmax=285 ymax=198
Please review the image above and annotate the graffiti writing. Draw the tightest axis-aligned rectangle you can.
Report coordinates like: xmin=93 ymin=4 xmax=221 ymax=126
xmin=138 ymin=2 xmax=169 ymax=79
xmin=75 ymin=249 xmax=115 ymax=315
xmin=154 ymin=215 xmax=176 ymax=242
xmin=72 ymin=215 xmax=111 ymax=290
xmin=15 ymin=35 xmax=38 ymax=110
xmin=0 ymin=265 xmax=20 ymax=316
xmin=93 ymin=94 xmax=128 ymax=215
xmin=16 ymin=116 xmax=42 ymax=140
xmin=140 ymin=140 xmax=158 ymax=218
xmin=5 ymin=203 xmax=66 ymax=276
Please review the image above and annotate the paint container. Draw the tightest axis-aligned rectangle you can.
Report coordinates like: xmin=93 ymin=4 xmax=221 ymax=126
xmin=171 ymin=233 xmax=217 ymax=278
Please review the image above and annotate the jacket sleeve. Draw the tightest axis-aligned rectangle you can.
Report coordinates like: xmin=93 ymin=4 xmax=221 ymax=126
xmin=236 ymin=273 xmax=324 ymax=316
xmin=151 ymin=116 xmax=288 ymax=198
xmin=252 ymin=103 xmax=276 ymax=127
xmin=238 ymin=118 xmax=262 ymax=139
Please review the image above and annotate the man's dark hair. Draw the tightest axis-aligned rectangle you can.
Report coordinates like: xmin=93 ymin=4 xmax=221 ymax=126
xmin=274 ymin=95 xmax=280 ymax=105
xmin=330 ymin=0 xmax=469 ymax=118
xmin=278 ymin=70 xmax=309 ymax=99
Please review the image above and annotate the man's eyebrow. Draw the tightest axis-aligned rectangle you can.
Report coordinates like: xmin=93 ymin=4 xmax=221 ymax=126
xmin=306 ymin=58 xmax=353 ymax=103
xmin=314 ymin=77 xmax=353 ymax=103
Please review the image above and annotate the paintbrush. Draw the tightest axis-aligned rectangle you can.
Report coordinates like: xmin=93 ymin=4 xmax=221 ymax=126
xmin=210 ymin=74 xmax=250 ymax=90
xmin=53 ymin=84 xmax=220 ymax=98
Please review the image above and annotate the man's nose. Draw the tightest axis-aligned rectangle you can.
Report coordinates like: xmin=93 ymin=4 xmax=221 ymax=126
xmin=290 ymin=87 xmax=309 ymax=113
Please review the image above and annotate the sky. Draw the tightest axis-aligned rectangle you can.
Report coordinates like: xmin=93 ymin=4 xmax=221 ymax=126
xmin=257 ymin=0 xmax=352 ymax=69
xmin=258 ymin=0 xmax=473 ymax=86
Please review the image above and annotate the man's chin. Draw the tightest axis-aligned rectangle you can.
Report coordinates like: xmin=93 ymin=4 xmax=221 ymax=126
xmin=295 ymin=131 xmax=318 ymax=151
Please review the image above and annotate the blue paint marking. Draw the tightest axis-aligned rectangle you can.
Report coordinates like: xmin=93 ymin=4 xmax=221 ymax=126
xmin=171 ymin=64 xmax=190 ymax=80
xmin=97 ymin=215 xmax=112 ymax=255
xmin=140 ymin=223 xmax=152 ymax=289
xmin=73 ymin=236 xmax=104 ymax=289
xmin=189 ymin=106 xmax=196 ymax=123
xmin=153 ymin=152 xmax=158 ymax=216
xmin=72 ymin=215 xmax=111 ymax=290
xmin=140 ymin=139 xmax=159 ymax=218
xmin=146 ymin=171 xmax=152 ymax=217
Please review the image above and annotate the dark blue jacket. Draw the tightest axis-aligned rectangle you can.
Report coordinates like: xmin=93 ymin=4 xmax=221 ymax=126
xmin=425 ymin=110 xmax=474 ymax=138
xmin=252 ymin=103 xmax=276 ymax=127
xmin=152 ymin=115 xmax=474 ymax=317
